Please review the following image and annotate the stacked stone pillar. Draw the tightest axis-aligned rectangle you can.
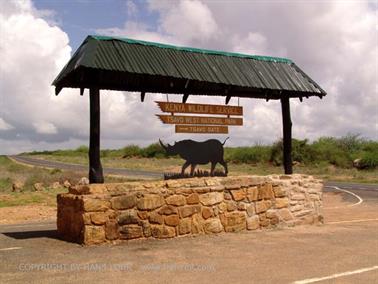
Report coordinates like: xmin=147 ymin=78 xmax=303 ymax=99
xmin=57 ymin=175 xmax=323 ymax=245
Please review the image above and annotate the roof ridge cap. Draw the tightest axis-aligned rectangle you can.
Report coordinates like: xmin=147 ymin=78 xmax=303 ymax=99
xmin=89 ymin=35 xmax=293 ymax=64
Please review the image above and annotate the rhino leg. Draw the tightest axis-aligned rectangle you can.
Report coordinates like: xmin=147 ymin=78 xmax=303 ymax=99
xmin=210 ymin=162 xmax=216 ymax=176
xmin=181 ymin=161 xmax=190 ymax=175
xmin=190 ymin=164 xmax=196 ymax=176
xmin=220 ymin=160 xmax=228 ymax=176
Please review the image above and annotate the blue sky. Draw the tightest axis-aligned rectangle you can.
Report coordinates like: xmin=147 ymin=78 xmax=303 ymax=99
xmin=33 ymin=0 xmax=159 ymax=51
xmin=0 ymin=0 xmax=376 ymax=154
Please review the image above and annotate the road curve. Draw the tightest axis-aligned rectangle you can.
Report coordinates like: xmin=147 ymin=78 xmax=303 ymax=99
xmin=325 ymin=181 xmax=378 ymax=191
xmin=9 ymin=155 xmax=163 ymax=179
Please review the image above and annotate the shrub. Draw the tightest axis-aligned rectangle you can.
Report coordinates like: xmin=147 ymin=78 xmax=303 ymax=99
xmin=122 ymin=145 xmax=142 ymax=158
xmin=142 ymin=143 xmax=167 ymax=158
xmin=330 ymin=155 xmax=351 ymax=168
xmin=270 ymin=140 xmax=283 ymax=166
xmin=359 ymin=151 xmax=378 ymax=169
xmin=75 ymin=145 xmax=89 ymax=153
xmin=311 ymin=137 xmax=352 ymax=168
xmin=270 ymin=139 xmax=315 ymax=166
xmin=336 ymin=133 xmax=363 ymax=153
xmin=227 ymin=146 xmax=270 ymax=164
xmin=361 ymin=141 xmax=378 ymax=153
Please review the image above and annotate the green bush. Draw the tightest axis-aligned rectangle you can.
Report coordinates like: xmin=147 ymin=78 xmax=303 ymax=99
xmin=359 ymin=151 xmax=378 ymax=169
xmin=75 ymin=145 xmax=89 ymax=153
xmin=142 ymin=143 xmax=167 ymax=158
xmin=311 ymin=137 xmax=352 ymax=168
xmin=336 ymin=133 xmax=363 ymax=153
xmin=226 ymin=146 xmax=270 ymax=164
xmin=270 ymin=139 xmax=316 ymax=166
xmin=122 ymin=145 xmax=142 ymax=158
xmin=361 ymin=141 xmax=378 ymax=153
xmin=270 ymin=140 xmax=283 ymax=166
xmin=330 ymin=155 xmax=351 ymax=168
xmin=101 ymin=149 xmax=110 ymax=158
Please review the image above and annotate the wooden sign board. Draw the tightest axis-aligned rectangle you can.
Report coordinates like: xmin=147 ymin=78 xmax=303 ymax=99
xmin=175 ymin=125 xmax=228 ymax=134
xmin=156 ymin=101 xmax=243 ymax=116
xmin=157 ymin=115 xmax=243 ymax=126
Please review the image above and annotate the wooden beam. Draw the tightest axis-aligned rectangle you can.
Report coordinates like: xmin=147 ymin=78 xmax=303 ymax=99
xmin=281 ymin=97 xmax=293 ymax=174
xmin=89 ymin=88 xmax=104 ymax=183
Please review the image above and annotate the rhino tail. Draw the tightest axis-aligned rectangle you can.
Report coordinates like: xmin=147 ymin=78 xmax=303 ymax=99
xmin=222 ymin=137 xmax=230 ymax=145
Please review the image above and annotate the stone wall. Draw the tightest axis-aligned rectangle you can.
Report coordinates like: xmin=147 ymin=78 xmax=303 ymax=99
xmin=57 ymin=174 xmax=323 ymax=245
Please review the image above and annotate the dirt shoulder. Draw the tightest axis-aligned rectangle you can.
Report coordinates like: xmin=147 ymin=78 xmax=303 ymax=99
xmin=0 ymin=205 xmax=56 ymax=225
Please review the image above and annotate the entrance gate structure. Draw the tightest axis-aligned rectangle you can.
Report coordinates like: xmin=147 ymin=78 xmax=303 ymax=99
xmin=53 ymin=36 xmax=326 ymax=183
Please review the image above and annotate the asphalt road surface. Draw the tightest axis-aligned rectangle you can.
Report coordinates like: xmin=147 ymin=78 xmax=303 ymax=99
xmin=9 ymin=155 xmax=163 ymax=179
xmin=0 ymin=181 xmax=377 ymax=283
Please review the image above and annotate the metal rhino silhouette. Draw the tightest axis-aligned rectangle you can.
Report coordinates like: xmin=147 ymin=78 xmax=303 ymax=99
xmin=159 ymin=138 xmax=229 ymax=176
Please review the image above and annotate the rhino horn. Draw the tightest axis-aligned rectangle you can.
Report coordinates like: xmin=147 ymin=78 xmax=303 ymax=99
xmin=159 ymin=139 xmax=168 ymax=150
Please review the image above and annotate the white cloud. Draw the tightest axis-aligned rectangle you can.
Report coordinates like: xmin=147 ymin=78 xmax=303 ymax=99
xmin=0 ymin=0 xmax=170 ymax=154
xmin=206 ymin=1 xmax=377 ymax=139
xmin=97 ymin=21 xmax=179 ymax=45
xmin=0 ymin=118 xmax=14 ymax=131
xmin=98 ymin=0 xmax=377 ymax=142
xmin=232 ymin=32 xmax=268 ymax=56
xmin=0 ymin=0 xmax=72 ymax=143
xmin=125 ymin=0 xmax=138 ymax=17
xmin=149 ymin=0 xmax=219 ymax=43
xmin=33 ymin=121 xmax=57 ymax=134
xmin=0 ymin=0 xmax=376 ymax=155
xmin=0 ymin=0 xmax=33 ymax=18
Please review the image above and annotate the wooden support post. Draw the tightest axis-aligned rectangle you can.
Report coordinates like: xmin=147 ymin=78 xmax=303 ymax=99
xmin=281 ymin=97 xmax=293 ymax=174
xmin=89 ymin=88 xmax=104 ymax=183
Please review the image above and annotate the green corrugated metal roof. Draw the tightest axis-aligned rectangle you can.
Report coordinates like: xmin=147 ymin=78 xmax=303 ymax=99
xmin=53 ymin=35 xmax=326 ymax=99
xmin=91 ymin=35 xmax=293 ymax=64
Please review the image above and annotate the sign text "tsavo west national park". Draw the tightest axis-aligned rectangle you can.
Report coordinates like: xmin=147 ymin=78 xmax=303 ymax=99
xmin=157 ymin=115 xmax=243 ymax=126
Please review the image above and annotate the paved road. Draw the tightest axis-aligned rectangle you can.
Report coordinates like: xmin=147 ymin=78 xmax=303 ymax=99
xmin=9 ymin=155 xmax=163 ymax=179
xmin=1 ymin=219 xmax=377 ymax=284
xmin=326 ymin=181 xmax=378 ymax=191
xmin=0 ymin=183 xmax=377 ymax=283
xmin=324 ymin=182 xmax=378 ymax=205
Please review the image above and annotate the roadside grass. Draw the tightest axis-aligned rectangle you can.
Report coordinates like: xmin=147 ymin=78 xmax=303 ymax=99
xmin=0 ymin=188 xmax=65 ymax=208
xmin=26 ymin=135 xmax=378 ymax=170
xmin=25 ymin=154 xmax=182 ymax=171
xmin=23 ymin=154 xmax=378 ymax=184
xmin=2 ymin=133 xmax=377 ymax=209
xmin=0 ymin=156 xmax=142 ymax=208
